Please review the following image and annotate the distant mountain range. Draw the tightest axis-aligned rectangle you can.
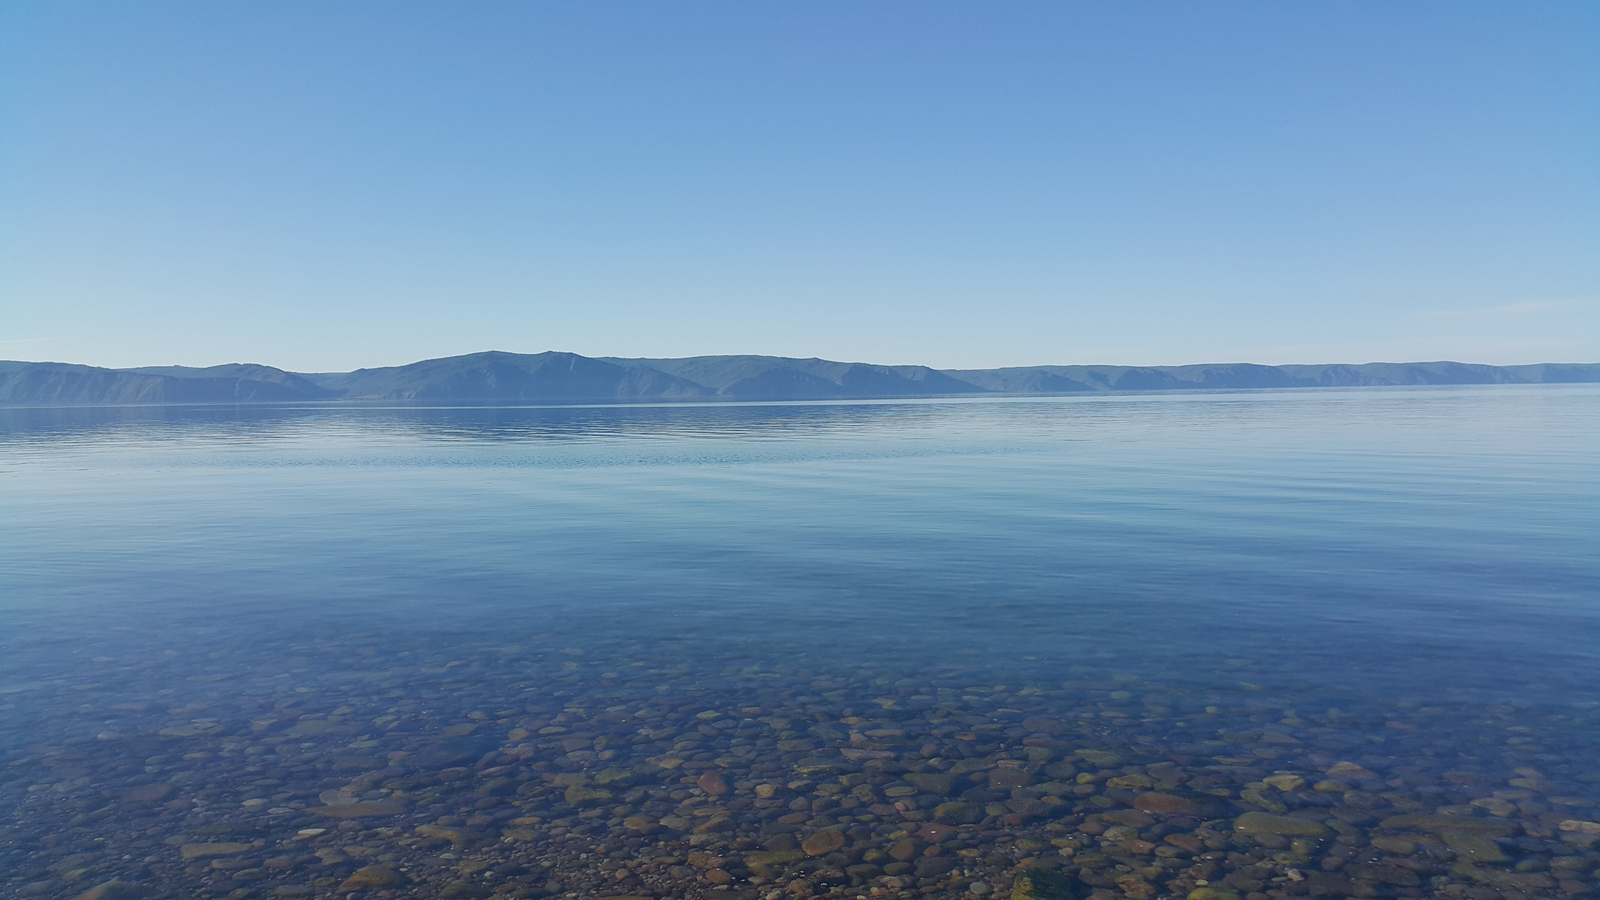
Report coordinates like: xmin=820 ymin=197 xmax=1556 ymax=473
xmin=2 ymin=352 xmax=1597 ymax=406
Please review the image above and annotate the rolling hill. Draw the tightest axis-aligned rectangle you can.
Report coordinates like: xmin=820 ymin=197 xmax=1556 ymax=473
xmin=2 ymin=351 xmax=1596 ymax=406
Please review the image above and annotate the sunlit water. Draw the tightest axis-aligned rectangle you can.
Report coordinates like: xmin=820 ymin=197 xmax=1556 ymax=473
xmin=2 ymin=387 xmax=1597 ymax=900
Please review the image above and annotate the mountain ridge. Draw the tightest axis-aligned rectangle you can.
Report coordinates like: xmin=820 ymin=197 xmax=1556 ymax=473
xmin=2 ymin=351 xmax=1597 ymax=406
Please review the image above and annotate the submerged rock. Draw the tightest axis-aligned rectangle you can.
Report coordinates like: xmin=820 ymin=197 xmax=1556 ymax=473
xmin=307 ymin=800 xmax=404 ymax=818
xmin=1379 ymin=814 xmax=1517 ymax=835
xmin=1233 ymin=812 xmax=1331 ymax=837
xmin=1441 ymin=830 xmax=1510 ymax=862
xmin=1010 ymin=866 xmax=1089 ymax=900
xmin=415 ymin=824 xmax=475 ymax=846
xmin=1133 ymin=791 xmax=1209 ymax=816
xmin=178 ymin=843 xmax=250 ymax=860
xmin=71 ymin=882 xmax=151 ymax=900
xmin=337 ymin=866 xmax=405 ymax=890
xmin=695 ymin=771 xmax=729 ymax=795
xmin=800 ymin=829 xmax=845 ymax=856
xmin=905 ymin=772 xmax=957 ymax=795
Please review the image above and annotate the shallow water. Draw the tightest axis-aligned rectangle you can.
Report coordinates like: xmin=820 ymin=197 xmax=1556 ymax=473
xmin=1 ymin=387 xmax=1598 ymax=900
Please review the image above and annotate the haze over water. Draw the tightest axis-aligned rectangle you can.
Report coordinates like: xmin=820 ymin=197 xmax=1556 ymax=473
xmin=3 ymin=385 xmax=1598 ymax=900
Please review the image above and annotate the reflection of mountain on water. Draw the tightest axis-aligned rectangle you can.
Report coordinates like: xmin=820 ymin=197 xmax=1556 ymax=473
xmin=3 ymin=351 xmax=1597 ymax=407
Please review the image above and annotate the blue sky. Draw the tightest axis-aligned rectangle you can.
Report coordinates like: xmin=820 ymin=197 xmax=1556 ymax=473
xmin=1 ymin=2 xmax=1595 ymax=371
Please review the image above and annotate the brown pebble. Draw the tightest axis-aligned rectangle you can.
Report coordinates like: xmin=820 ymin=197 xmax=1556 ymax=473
xmin=1164 ymin=833 xmax=1202 ymax=854
xmin=989 ymin=769 xmax=1031 ymax=789
xmin=801 ymin=829 xmax=846 ymax=856
xmin=697 ymin=772 xmax=729 ymax=796
xmin=337 ymin=866 xmax=404 ymax=890
xmin=693 ymin=817 xmax=734 ymax=834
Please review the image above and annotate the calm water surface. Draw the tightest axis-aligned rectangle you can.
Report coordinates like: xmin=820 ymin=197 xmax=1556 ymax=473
xmin=2 ymin=387 xmax=1597 ymax=900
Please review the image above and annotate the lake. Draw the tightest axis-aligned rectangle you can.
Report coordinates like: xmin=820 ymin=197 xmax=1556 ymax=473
xmin=2 ymin=386 xmax=1598 ymax=900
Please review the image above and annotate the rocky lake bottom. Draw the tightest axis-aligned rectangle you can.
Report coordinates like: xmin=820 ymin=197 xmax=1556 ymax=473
xmin=3 ymin=388 xmax=1598 ymax=900
xmin=3 ymin=628 xmax=1598 ymax=900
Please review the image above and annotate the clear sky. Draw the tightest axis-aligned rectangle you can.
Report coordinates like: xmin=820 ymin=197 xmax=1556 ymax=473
xmin=2 ymin=2 xmax=1596 ymax=371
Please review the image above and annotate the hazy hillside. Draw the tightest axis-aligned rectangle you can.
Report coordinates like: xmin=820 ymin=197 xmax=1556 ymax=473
xmin=944 ymin=361 xmax=1600 ymax=392
xmin=1461 ymin=363 xmax=1600 ymax=384
xmin=2 ymin=352 xmax=1596 ymax=406
xmin=0 ymin=361 xmax=333 ymax=405
xmin=308 ymin=351 xmax=711 ymax=402
xmin=605 ymin=355 xmax=986 ymax=400
xmin=125 ymin=363 xmax=338 ymax=397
